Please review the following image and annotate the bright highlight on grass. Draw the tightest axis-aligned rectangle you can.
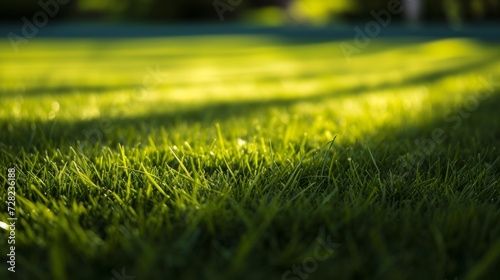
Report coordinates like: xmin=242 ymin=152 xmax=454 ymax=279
xmin=0 ymin=35 xmax=499 ymax=280
xmin=0 ymin=221 xmax=9 ymax=231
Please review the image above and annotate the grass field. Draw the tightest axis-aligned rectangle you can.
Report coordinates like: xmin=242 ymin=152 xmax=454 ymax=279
xmin=1 ymin=34 xmax=500 ymax=280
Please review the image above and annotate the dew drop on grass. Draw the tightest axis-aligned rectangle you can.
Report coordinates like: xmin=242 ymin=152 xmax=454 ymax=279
xmin=48 ymin=111 xmax=56 ymax=120
xmin=237 ymin=138 xmax=246 ymax=146
xmin=51 ymin=101 xmax=60 ymax=112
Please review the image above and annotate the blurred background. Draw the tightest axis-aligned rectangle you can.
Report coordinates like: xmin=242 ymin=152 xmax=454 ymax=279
xmin=1 ymin=0 xmax=499 ymax=25
xmin=1 ymin=2 xmax=499 ymax=279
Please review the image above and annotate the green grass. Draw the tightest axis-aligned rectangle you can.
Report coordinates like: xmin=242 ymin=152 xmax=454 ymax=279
xmin=0 ymin=35 xmax=499 ymax=280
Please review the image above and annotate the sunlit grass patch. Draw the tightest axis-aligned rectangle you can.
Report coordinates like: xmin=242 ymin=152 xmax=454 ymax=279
xmin=0 ymin=35 xmax=499 ymax=280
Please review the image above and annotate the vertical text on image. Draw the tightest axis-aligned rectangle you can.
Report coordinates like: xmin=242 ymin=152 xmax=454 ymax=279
xmin=6 ymin=167 xmax=17 ymax=273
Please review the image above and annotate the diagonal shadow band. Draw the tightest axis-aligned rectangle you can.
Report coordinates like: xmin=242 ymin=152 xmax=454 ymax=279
xmin=359 ymin=86 xmax=500 ymax=176
xmin=14 ymin=84 xmax=138 ymax=98
xmin=0 ymin=55 xmax=497 ymax=151
xmin=1 ymin=38 xmax=495 ymax=99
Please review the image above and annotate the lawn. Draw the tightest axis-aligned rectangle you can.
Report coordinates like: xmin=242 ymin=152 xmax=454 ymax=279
xmin=0 ymin=34 xmax=499 ymax=280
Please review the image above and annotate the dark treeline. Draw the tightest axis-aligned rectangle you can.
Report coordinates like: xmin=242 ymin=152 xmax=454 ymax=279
xmin=1 ymin=0 xmax=499 ymax=23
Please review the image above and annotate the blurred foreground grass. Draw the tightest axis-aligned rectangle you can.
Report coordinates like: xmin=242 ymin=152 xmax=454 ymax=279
xmin=0 ymin=35 xmax=499 ymax=280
